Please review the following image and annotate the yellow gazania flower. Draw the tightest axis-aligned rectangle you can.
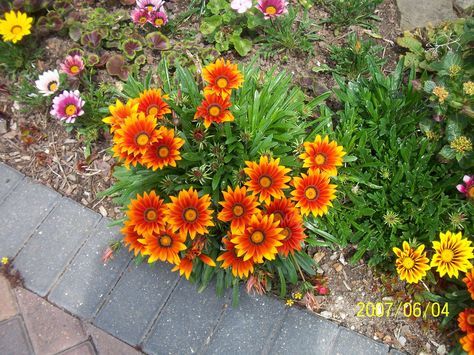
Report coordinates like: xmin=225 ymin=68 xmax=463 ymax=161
xmin=431 ymin=231 xmax=474 ymax=279
xmin=393 ymin=241 xmax=430 ymax=284
xmin=0 ymin=11 xmax=33 ymax=43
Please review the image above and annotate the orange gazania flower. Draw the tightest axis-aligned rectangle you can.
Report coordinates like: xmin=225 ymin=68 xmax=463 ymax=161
xmin=113 ymin=112 xmax=160 ymax=157
xmin=291 ymin=169 xmax=336 ymax=217
xmin=126 ymin=190 xmax=166 ymax=237
xmin=172 ymin=238 xmax=216 ymax=279
xmin=165 ymin=187 xmax=215 ymax=240
xmin=202 ymin=58 xmax=244 ymax=98
xmin=459 ymin=309 xmax=474 ymax=333
xmin=137 ymin=88 xmax=171 ymax=119
xmin=111 ymin=144 xmax=144 ymax=169
xmin=300 ymin=135 xmax=346 ymax=176
xmin=277 ymin=213 xmax=306 ymax=257
xmin=217 ymin=237 xmax=254 ymax=279
xmin=265 ymin=197 xmax=300 ymax=224
xmin=122 ymin=221 xmax=147 ymax=256
xmin=461 ymin=333 xmax=474 ymax=355
xmin=464 ymin=269 xmax=474 ymax=300
xmin=103 ymin=98 xmax=139 ymax=133
xmin=142 ymin=126 xmax=185 ymax=170
xmin=194 ymin=93 xmax=234 ymax=128
xmin=218 ymin=186 xmax=260 ymax=234
xmin=244 ymin=156 xmax=291 ymax=205
xmin=231 ymin=213 xmax=284 ymax=263
xmin=138 ymin=225 xmax=186 ymax=264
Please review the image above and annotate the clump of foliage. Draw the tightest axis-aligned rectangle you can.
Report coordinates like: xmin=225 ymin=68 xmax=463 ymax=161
xmin=317 ymin=60 xmax=473 ymax=267
xmin=319 ymin=0 xmax=383 ymax=30
xmin=326 ymin=32 xmax=385 ymax=79
xmin=101 ymin=59 xmax=338 ymax=304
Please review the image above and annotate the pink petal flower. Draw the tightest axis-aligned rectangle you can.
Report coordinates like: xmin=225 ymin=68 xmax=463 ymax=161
xmin=50 ymin=90 xmax=85 ymax=124
xmin=131 ymin=7 xmax=150 ymax=26
xmin=231 ymin=0 xmax=253 ymax=13
xmin=457 ymin=184 xmax=466 ymax=193
xmin=60 ymin=55 xmax=84 ymax=77
xmin=464 ymin=175 xmax=473 ymax=184
xmin=256 ymin=0 xmax=288 ymax=19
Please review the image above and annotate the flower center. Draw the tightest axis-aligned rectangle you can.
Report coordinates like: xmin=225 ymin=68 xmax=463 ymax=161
xmin=216 ymin=77 xmax=228 ymax=88
xmin=440 ymin=249 xmax=454 ymax=263
xmin=468 ymin=314 xmax=474 ymax=325
xmin=273 ymin=211 xmax=284 ymax=222
xmin=147 ymin=105 xmax=159 ymax=116
xmin=183 ymin=208 xmax=198 ymax=223
xmin=402 ymin=257 xmax=415 ymax=270
xmin=265 ymin=6 xmax=277 ymax=15
xmin=157 ymin=145 xmax=170 ymax=158
xmin=259 ymin=175 xmax=272 ymax=188
xmin=208 ymin=105 xmax=221 ymax=117
xmin=11 ymin=25 xmax=22 ymax=34
xmin=146 ymin=5 xmax=154 ymax=11
xmin=65 ymin=104 xmax=77 ymax=116
xmin=70 ymin=65 xmax=80 ymax=74
xmin=135 ymin=132 xmax=150 ymax=146
xmin=281 ymin=227 xmax=291 ymax=241
xmin=315 ymin=153 xmax=326 ymax=165
xmin=144 ymin=208 xmax=157 ymax=222
xmin=155 ymin=18 xmax=164 ymax=26
xmin=48 ymin=81 xmax=58 ymax=92
xmin=159 ymin=234 xmax=172 ymax=247
xmin=232 ymin=204 xmax=245 ymax=217
xmin=304 ymin=186 xmax=319 ymax=201
xmin=250 ymin=230 xmax=265 ymax=244
xmin=139 ymin=16 xmax=147 ymax=24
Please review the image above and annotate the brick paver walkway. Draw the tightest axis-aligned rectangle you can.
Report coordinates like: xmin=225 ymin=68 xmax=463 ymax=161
xmin=0 ymin=162 xmax=403 ymax=355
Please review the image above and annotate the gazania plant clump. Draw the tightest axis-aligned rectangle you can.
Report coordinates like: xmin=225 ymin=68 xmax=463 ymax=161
xmin=102 ymin=58 xmax=341 ymax=303
xmin=130 ymin=0 xmax=168 ymax=29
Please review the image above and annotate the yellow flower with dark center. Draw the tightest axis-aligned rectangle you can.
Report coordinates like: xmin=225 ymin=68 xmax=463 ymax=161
xmin=0 ymin=11 xmax=33 ymax=43
xmin=103 ymin=99 xmax=139 ymax=133
xmin=217 ymin=237 xmax=255 ymax=279
xmin=393 ymin=241 xmax=430 ymax=284
xmin=194 ymin=93 xmax=234 ymax=128
xmin=431 ymin=231 xmax=474 ymax=278
xmin=433 ymin=86 xmax=449 ymax=103
xmin=464 ymin=81 xmax=474 ymax=96
xmin=450 ymin=136 xmax=473 ymax=154
xmin=137 ymin=88 xmax=171 ymax=120
xmin=121 ymin=221 xmax=147 ymax=257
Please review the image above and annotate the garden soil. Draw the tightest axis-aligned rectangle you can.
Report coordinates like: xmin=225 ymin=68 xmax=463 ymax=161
xmin=0 ymin=0 xmax=456 ymax=353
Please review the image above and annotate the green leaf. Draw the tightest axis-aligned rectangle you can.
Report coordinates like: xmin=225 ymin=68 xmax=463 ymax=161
xmin=200 ymin=15 xmax=222 ymax=35
xmin=396 ymin=34 xmax=424 ymax=55
xmin=230 ymin=33 xmax=252 ymax=56
xmin=207 ymin=0 xmax=228 ymax=14
xmin=276 ymin=266 xmax=287 ymax=297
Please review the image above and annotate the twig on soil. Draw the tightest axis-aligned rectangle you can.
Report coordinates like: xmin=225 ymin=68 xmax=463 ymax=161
xmin=51 ymin=142 xmax=72 ymax=190
xmin=92 ymin=196 xmax=106 ymax=209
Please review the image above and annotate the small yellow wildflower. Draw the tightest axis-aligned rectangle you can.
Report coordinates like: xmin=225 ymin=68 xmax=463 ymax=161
xmin=464 ymin=81 xmax=474 ymax=96
xmin=286 ymin=299 xmax=294 ymax=307
xmin=450 ymin=136 xmax=473 ymax=154
xmin=425 ymin=130 xmax=439 ymax=141
xmin=294 ymin=292 xmax=303 ymax=300
xmin=448 ymin=65 xmax=461 ymax=77
xmin=1 ymin=257 xmax=8 ymax=265
xmin=433 ymin=86 xmax=449 ymax=104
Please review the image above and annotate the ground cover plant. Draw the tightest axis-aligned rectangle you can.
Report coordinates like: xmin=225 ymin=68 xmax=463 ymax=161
xmin=0 ymin=0 xmax=473 ymax=353
xmin=101 ymin=58 xmax=341 ymax=304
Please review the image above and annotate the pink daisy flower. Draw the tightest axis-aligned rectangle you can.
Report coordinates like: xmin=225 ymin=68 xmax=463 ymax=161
xmin=149 ymin=10 xmax=168 ymax=27
xmin=131 ymin=7 xmax=150 ymax=26
xmin=60 ymin=55 xmax=84 ymax=77
xmin=136 ymin=0 xmax=165 ymax=12
xmin=457 ymin=175 xmax=474 ymax=200
xmin=50 ymin=90 xmax=85 ymax=124
xmin=256 ymin=0 xmax=288 ymax=19
xmin=231 ymin=0 xmax=253 ymax=14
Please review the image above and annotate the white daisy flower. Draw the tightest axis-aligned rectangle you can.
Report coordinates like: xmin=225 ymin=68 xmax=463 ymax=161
xmin=35 ymin=69 xmax=60 ymax=96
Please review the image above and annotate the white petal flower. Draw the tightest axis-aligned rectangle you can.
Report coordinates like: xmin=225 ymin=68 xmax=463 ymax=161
xmin=35 ymin=69 xmax=60 ymax=96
